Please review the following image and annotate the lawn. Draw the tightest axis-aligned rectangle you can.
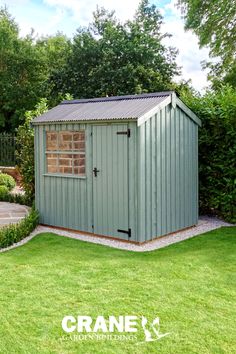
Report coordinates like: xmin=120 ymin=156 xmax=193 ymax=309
xmin=0 ymin=227 xmax=235 ymax=354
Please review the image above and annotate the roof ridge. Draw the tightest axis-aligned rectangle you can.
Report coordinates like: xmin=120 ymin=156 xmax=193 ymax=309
xmin=60 ymin=91 xmax=174 ymax=105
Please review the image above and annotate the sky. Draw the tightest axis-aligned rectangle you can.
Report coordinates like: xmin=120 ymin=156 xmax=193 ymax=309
xmin=0 ymin=0 xmax=210 ymax=92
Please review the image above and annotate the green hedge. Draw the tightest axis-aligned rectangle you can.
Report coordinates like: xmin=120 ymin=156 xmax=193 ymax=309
xmin=180 ymin=85 xmax=236 ymax=223
xmin=0 ymin=173 xmax=16 ymax=191
xmin=0 ymin=207 xmax=39 ymax=249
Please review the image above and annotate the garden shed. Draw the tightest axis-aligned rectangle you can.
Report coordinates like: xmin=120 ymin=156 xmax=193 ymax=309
xmin=33 ymin=91 xmax=201 ymax=243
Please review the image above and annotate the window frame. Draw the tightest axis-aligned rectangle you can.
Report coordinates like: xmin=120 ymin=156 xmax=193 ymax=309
xmin=44 ymin=130 xmax=86 ymax=178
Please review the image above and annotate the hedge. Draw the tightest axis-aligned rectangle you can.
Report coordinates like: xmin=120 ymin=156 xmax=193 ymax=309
xmin=0 ymin=207 xmax=39 ymax=249
xmin=0 ymin=190 xmax=32 ymax=207
xmin=180 ymin=85 xmax=236 ymax=223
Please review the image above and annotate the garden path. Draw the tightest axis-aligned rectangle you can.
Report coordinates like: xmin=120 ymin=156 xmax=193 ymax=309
xmin=0 ymin=202 xmax=29 ymax=228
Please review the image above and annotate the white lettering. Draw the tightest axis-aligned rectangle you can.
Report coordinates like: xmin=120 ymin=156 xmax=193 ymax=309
xmin=109 ymin=316 xmax=124 ymax=332
xmin=77 ymin=316 xmax=92 ymax=332
xmin=62 ymin=316 xmax=76 ymax=333
xmin=125 ymin=316 xmax=138 ymax=332
xmin=93 ymin=316 xmax=108 ymax=332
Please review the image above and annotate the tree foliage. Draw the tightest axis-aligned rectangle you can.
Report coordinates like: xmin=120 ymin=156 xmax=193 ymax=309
xmin=16 ymin=99 xmax=48 ymax=202
xmin=0 ymin=8 xmax=48 ymax=131
xmin=15 ymin=93 xmax=72 ymax=202
xmin=180 ymin=85 xmax=236 ymax=222
xmin=0 ymin=1 xmax=180 ymax=131
xmin=177 ymin=0 xmax=236 ymax=82
xmin=58 ymin=0 xmax=179 ymax=97
xmin=0 ymin=8 xmax=70 ymax=132
xmin=35 ymin=33 xmax=71 ymax=106
xmin=222 ymin=62 xmax=236 ymax=89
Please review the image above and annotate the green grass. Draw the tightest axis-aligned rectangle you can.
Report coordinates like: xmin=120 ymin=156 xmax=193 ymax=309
xmin=0 ymin=227 xmax=235 ymax=354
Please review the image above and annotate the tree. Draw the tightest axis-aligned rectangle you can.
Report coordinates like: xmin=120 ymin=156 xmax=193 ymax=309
xmin=35 ymin=33 xmax=72 ymax=106
xmin=177 ymin=0 xmax=236 ymax=81
xmin=0 ymin=1 xmax=180 ymax=131
xmin=0 ymin=8 xmax=48 ymax=132
xmin=222 ymin=62 xmax=236 ymax=89
xmin=59 ymin=0 xmax=180 ymax=98
xmin=0 ymin=9 xmax=70 ymax=132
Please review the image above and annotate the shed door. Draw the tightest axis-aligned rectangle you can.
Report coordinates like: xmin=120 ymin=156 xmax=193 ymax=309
xmin=92 ymin=125 xmax=130 ymax=239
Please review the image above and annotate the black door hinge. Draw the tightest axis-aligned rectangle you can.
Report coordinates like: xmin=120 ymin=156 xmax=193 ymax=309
xmin=117 ymin=128 xmax=131 ymax=138
xmin=117 ymin=228 xmax=131 ymax=238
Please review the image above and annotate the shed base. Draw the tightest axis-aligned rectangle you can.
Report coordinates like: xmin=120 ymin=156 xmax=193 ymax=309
xmin=40 ymin=224 xmax=196 ymax=245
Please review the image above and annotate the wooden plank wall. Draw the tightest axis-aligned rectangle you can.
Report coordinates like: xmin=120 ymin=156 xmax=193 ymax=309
xmin=35 ymin=123 xmax=91 ymax=233
xmin=137 ymin=104 xmax=198 ymax=242
xmin=34 ymin=122 xmax=138 ymax=241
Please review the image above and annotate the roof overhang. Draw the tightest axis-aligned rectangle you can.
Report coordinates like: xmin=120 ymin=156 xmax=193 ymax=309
xmin=137 ymin=92 xmax=201 ymax=127
xmin=175 ymin=96 xmax=202 ymax=126
xmin=32 ymin=91 xmax=201 ymax=127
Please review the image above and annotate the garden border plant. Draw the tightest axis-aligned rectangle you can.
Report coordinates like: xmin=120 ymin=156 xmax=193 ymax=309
xmin=0 ymin=173 xmax=16 ymax=191
xmin=0 ymin=188 xmax=32 ymax=206
xmin=0 ymin=169 xmax=32 ymax=206
xmin=0 ymin=207 xmax=39 ymax=249
xmin=16 ymin=98 xmax=49 ymax=203
xmin=0 ymin=170 xmax=39 ymax=249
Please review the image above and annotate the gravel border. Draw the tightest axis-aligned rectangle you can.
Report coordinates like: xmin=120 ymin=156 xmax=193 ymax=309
xmin=0 ymin=216 xmax=233 ymax=253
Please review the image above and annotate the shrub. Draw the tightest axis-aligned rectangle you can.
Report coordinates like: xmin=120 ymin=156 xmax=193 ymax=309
xmin=16 ymin=95 xmax=72 ymax=202
xmin=0 ymin=189 xmax=32 ymax=206
xmin=16 ymin=98 xmax=48 ymax=202
xmin=0 ymin=208 xmax=39 ymax=249
xmin=180 ymin=85 xmax=236 ymax=223
xmin=0 ymin=185 xmax=9 ymax=199
xmin=0 ymin=173 xmax=16 ymax=191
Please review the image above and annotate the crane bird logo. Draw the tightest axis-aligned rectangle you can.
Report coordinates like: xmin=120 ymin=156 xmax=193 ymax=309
xmin=141 ymin=316 xmax=170 ymax=342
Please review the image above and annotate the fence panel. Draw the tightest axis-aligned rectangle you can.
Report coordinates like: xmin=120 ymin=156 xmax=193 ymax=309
xmin=0 ymin=133 xmax=16 ymax=166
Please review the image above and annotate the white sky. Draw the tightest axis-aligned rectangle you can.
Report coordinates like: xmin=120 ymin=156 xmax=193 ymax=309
xmin=0 ymin=0 xmax=210 ymax=92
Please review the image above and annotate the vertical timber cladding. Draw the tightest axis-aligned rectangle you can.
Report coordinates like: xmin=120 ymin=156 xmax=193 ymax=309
xmin=35 ymin=122 xmax=90 ymax=232
xmin=137 ymin=104 xmax=198 ymax=242
xmin=35 ymin=122 xmax=138 ymax=241
xmin=92 ymin=124 xmax=129 ymax=239
xmin=91 ymin=122 xmax=137 ymax=241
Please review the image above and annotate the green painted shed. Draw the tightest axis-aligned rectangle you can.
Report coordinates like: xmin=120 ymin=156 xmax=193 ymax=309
xmin=33 ymin=91 xmax=201 ymax=243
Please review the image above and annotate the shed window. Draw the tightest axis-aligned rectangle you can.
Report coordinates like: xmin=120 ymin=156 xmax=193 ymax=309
xmin=46 ymin=131 xmax=85 ymax=176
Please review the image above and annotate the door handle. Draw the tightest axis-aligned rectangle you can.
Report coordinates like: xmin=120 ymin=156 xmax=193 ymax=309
xmin=93 ymin=167 xmax=100 ymax=177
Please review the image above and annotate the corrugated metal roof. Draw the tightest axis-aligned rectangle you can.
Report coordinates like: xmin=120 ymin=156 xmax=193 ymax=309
xmin=33 ymin=91 xmax=173 ymax=124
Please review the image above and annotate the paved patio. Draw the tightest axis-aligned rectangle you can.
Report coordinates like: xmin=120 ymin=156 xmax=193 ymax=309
xmin=0 ymin=202 xmax=29 ymax=228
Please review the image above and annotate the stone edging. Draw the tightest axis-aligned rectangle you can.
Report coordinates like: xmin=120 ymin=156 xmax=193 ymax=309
xmin=0 ymin=216 xmax=233 ymax=253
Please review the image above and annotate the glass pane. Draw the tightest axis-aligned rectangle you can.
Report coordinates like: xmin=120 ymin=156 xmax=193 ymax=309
xmin=73 ymin=132 xmax=85 ymax=141
xmin=73 ymin=153 xmax=85 ymax=175
xmin=73 ymin=131 xmax=85 ymax=151
xmin=46 ymin=153 xmax=58 ymax=173
xmin=73 ymin=141 xmax=85 ymax=151
xmin=46 ymin=131 xmax=86 ymax=176
xmin=58 ymin=154 xmax=73 ymax=174
xmin=46 ymin=132 xmax=58 ymax=151
xmin=58 ymin=131 xmax=73 ymax=151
